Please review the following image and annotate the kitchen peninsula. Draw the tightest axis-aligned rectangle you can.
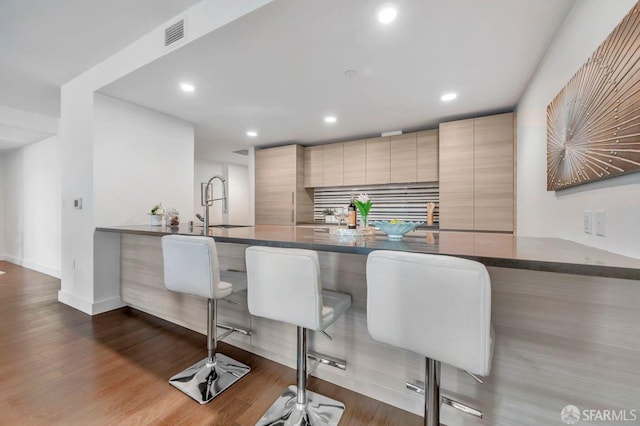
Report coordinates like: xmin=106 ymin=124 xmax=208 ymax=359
xmin=98 ymin=224 xmax=640 ymax=425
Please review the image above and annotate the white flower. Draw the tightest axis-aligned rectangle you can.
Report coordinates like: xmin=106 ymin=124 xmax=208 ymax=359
xmin=356 ymin=193 xmax=370 ymax=203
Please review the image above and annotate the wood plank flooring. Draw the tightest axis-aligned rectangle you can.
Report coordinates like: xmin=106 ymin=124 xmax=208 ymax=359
xmin=0 ymin=261 xmax=421 ymax=425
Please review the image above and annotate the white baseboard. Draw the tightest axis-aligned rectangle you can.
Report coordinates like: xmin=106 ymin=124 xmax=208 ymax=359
xmin=3 ymin=255 xmax=61 ymax=278
xmin=58 ymin=290 xmax=125 ymax=316
xmin=92 ymin=296 xmax=126 ymax=315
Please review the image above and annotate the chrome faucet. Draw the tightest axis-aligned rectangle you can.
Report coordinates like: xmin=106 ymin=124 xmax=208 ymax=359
xmin=201 ymin=175 xmax=227 ymax=235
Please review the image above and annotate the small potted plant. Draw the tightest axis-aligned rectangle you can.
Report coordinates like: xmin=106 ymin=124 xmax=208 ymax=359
xmin=149 ymin=203 xmax=165 ymax=226
xmin=323 ymin=208 xmax=338 ymax=223
xmin=354 ymin=193 xmax=372 ymax=230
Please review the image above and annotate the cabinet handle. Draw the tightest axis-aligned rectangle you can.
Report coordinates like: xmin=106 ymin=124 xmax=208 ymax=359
xmin=291 ymin=192 xmax=295 ymax=224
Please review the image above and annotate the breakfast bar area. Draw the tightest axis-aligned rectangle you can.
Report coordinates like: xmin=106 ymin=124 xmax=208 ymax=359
xmin=96 ymin=224 xmax=640 ymax=425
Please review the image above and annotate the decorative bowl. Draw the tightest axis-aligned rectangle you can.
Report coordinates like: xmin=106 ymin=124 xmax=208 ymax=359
xmin=371 ymin=221 xmax=423 ymax=240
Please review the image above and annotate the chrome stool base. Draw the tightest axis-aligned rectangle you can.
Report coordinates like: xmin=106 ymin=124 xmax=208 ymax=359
xmin=256 ymin=385 xmax=345 ymax=426
xmin=168 ymin=353 xmax=250 ymax=404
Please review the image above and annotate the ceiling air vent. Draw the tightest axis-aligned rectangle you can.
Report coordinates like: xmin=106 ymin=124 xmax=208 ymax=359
xmin=164 ymin=19 xmax=185 ymax=47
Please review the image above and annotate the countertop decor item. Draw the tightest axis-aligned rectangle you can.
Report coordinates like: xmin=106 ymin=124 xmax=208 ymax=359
xmin=165 ymin=208 xmax=180 ymax=226
xmin=354 ymin=193 xmax=372 ymax=229
xmin=547 ymin=2 xmax=640 ymax=191
xmin=371 ymin=220 xmax=423 ymax=240
xmin=427 ymin=202 xmax=436 ymax=226
xmin=149 ymin=203 xmax=165 ymax=226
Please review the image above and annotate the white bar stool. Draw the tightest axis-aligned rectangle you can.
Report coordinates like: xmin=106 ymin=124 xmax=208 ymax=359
xmin=161 ymin=235 xmax=251 ymax=404
xmin=366 ymin=250 xmax=494 ymax=426
xmin=245 ymin=246 xmax=352 ymax=426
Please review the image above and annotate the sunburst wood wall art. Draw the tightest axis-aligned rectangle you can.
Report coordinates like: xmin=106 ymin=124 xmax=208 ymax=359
xmin=547 ymin=2 xmax=640 ymax=191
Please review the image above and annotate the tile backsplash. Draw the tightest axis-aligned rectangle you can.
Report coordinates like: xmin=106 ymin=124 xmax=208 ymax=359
xmin=314 ymin=182 xmax=439 ymax=223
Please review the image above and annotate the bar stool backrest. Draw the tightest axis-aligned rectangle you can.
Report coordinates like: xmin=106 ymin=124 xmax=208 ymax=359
xmin=366 ymin=250 xmax=492 ymax=376
xmin=161 ymin=235 xmax=221 ymax=299
xmin=246 ymin=246 xmax=324 ymax=331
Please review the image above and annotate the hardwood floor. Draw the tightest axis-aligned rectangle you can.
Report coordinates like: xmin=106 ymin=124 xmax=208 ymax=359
xmin=0 ymin=261 xmax=421 ymax=425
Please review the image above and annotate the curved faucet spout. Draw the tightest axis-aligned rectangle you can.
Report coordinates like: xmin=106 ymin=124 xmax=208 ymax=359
xmin=202 ymin=175 xmax=228 ymax=236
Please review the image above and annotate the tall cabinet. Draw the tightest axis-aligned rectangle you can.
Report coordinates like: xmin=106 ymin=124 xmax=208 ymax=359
xmin=439 ymin=112 xmax=514 ymax=232
xmin=255 ymin=145 xmax=314 ymax=225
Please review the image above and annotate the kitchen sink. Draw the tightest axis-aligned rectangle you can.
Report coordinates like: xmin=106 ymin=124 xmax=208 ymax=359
xmin=195 ymin=224 xmax=251 ymax=229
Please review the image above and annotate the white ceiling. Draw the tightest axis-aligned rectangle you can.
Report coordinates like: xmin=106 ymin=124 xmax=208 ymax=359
xmin=100 ymin=0 xmax=575 ymax=160
xmin=0 ymin=0 xmax=201 ymax=118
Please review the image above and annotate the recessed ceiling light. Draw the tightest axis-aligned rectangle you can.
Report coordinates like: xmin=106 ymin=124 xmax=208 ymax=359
xmin=441 ymin=93 xmax=457 ymax=102
xmin=378 ymin=6 xmax=397 ymax=24
xmin=180 ymin=82 xmax=195 ymax=92
xmin=324 ymin=116 xmax=337 ymax=124
xmin=344 ymin=69 xmax=357 ymax=77
xmin=246 ymin=130 xmax=258 ymax=137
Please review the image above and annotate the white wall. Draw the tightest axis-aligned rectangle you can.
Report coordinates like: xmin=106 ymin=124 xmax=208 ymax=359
xmin=0 ymin=153 xmax=6 ymax=257
xmin=228 ymin=163 xmax=250 ymax=225
xmin=517 ymin=0 xmax=640 ymax=259
xmin=93 ymin=94 xmax=194 ymax=226
xmin=59 ymin=0 xmax=272 ymax=314
xmin=1 ymin=136 xmax=61 ymax=276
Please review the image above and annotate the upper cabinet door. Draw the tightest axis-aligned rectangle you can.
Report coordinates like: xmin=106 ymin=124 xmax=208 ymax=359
xmin=390 ymin=133 xmax=417 ymax=183
xmin=343 ymin=139 xmax=366 ymax=185
xmin=439 ymin=119 xmax=474 ymax=230
xmin=473 ymin=113 xmax=514 ymax=232
xmin=365 ymin=137 xmax=390 ymax=185
xmin=323 ymin=143 xmax=344 ymax=187
xmin=303 ymin=145 xmax=323 ymax=188
xmin=417 ymin=129 xmax=438 ymax=182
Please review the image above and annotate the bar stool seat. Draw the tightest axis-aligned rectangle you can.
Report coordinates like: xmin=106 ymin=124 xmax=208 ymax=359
xmin=320 ymin=290 xmax=351 ymax=328
xmin=161 ymin=235 xmax=251 ymax=404
xmin=246 ymin=246 xmax=352 ymax=426
xmin=366 ymin=250 xmax=493 ymax=426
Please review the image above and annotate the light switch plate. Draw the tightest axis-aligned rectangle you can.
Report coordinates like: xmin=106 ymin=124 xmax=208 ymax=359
xmin=584 ymin=211 xmax=592 ymax=234
xmin=73 ymin=198 xmax=82 ymax=209
xmin=596 ymin=210 xmax=606 ymax=236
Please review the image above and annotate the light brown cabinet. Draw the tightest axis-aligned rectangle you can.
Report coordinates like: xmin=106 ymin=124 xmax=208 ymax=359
xmin=303 ymin=145 xmax=323 ymax=188
xmin=439 ymin=119 xmax=475 ymax=230
xmin=474 ymin=114 xmax=514 ymax=232
xmin=390 ymin=133 xmax=417 ymax=183
xmin=255 ymin=145 xmax=314 ymax=225
xmin=439 ymin=112 xmax=514 ymax=232
xmin=417 ymin=129 xmax=438 ymax=182
xmin=365 ymin=137 xmax=390 ymax=185
xmin=322 ymin=143 xmax=344 ymax=187
xmin=302 ymin=132 xmax=438 ymax=188
xmin=343 ymin=139 xmax=366 ymax=185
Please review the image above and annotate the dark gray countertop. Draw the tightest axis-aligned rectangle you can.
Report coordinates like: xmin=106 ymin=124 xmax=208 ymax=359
xmin=96 ymin=224 xmax=640 ymax=280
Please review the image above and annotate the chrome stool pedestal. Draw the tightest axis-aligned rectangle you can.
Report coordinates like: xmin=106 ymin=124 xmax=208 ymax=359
xmin=168 ymin=299 xmax=250 ymax=404
xmin=256 ymin=328 xmax=345 ymax=426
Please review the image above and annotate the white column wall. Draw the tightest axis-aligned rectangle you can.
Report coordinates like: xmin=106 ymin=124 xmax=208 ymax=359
xmin=93 ymin=94 xmax=194 ymax=227
xmin=59 ymin=0 xmax=272 ymax=314
xmin=516 ymin=0 xmax=640 ymax=259
xmin=1 ymin=136 xmax=61 ymax=277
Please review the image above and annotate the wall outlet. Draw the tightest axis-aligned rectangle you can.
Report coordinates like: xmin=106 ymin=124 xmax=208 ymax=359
xmin=584 ymin=211 xmax=592 ymax=234
xmin=596 ymin=210 xmax=606 ymax=236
